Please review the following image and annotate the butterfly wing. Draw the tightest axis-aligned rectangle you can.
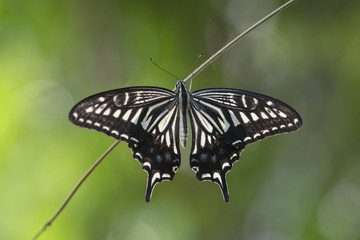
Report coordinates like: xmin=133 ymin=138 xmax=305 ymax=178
xmin=189 ymin=88 xmax=302 ymax=202
xmin=69 ymin=87 xmax=181 ymax=202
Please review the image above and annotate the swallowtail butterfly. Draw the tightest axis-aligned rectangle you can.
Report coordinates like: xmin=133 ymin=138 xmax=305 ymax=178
xmin=69 ymin=81 xmax=302 ymax=202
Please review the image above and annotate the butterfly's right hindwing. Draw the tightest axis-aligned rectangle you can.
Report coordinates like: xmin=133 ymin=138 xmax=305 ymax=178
xmin=69 ymin=87 xmax=181 ymax=202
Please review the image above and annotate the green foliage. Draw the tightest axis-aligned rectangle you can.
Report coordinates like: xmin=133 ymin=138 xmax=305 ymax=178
xmin=1 ymin=0 xmax=360 ymax=239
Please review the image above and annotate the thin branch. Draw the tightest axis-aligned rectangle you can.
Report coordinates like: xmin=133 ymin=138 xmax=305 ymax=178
xmin=182 ymin=0 xmax=297 ymax=84
xmin=32 ymin=139 xmax=121 ymax=240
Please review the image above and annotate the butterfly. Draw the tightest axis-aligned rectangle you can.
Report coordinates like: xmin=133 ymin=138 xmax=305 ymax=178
xmin=69 ymin=80 xmax=302 ymax=202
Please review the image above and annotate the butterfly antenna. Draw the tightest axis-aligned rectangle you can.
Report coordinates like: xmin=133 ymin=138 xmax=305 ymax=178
xmin=32 ymin=140 xmax=121 ymax=240
xmin=189 ymin=78 xmax=193 ymax=91
xmin=150 ymin=58 xmax=179 ymax=81
xmin=183 ymin=53 xmax=203 ymax=80
xmin=182 ymin=0 xmax=297 ymax=84
xmin=185 ymin=53 xmax=202 ymax=91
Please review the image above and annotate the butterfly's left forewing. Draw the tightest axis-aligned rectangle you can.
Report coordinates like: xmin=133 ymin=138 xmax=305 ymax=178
xmin=69 ymin=87 xmax=181 ymax=201
xmin=189 ymin=88 xmax=302 ymax=202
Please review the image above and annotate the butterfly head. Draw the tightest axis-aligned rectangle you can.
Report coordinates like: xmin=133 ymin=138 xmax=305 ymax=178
xmin=175 ymin=81 xmax=188 ymax=92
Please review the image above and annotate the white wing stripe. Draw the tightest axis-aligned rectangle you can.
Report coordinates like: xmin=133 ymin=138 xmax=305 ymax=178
xmin=239 ymin=111 xmax=250 ymax=124
xmin=158 ymin=106 xmax=176 ymax=132
xmin=131 ymin=109 xmax=143 ymax=124
xmin=229 ymin=110 xmax=241 ymax=127
xmin=141 ymin=100 xmax=170 ymax=130
xmin=193 ymin=109 xmax=214 ymax=133
xmin=122 ymin=109 xmax=132 ymax=121
xmin=199 ymin=100 xmax=230 ymax=132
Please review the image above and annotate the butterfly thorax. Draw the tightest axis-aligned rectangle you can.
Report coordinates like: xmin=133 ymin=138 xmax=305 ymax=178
xmin=176 ymin=81 xmax=190 ymax=148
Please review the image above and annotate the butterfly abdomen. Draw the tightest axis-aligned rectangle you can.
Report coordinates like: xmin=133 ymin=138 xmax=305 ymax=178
xmin=177 ymin=81 xmax=191 ymax=148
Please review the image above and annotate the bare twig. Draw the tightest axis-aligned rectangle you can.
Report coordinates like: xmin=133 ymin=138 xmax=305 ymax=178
xmin=182 ymin=0 xmax=296 ymax=85
xmin=32 ymin=140 xmax=121 ymax=240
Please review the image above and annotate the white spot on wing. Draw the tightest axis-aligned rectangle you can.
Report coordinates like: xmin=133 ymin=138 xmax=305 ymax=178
xmin=213 ymin=172 xmax=222 ymax=186
xmin=265 ymin=107 xmax=277 ymax=118
xmin=260 ymin=112 xmax=269 ymax=119
xmin=222 ymin=162 xmax=230 ymax=170
xmin=262 ymin=129 xmax=269 ymax=134
xmin=201 ymin=173 xmax=211 ymax=179
xmin=244 ymin=136 xmax=252 ymax=142
xmin=250 ymin=112 xmax=259 ymax=121
xmin=99 ymin=97 xmax=105 ymax=102
xmin=111 ymin=130 xmax=119 ymax=136
xmin=241 ymin=95 xmax=247 ymax=108
xmin=85 ymin=106 xmax=94 ymax=113
xmin=86 ymin=120 xmax=92 ymax=124
xmin=232 ymin=139 xmax=242 ymax=145
xmin=207 ymin=135 xmax=212 ymax=144
xmin=102 ymin=126 xmax=110 ymax=131
xmin=113 ymin=109 xmax=121 ymax=118
xmin=103 ymin=108 xmax=111 ymax=116
xmin=239 ymin=111 xmax=250 ymax=124
xmin=120 ymin=134 xmax=128 ymax=139
xmin=124 ymin=92 xmax=129 ymax=105
xmin=122 ymin=109 xmax=132 ymax=121
xmin=143 ymin=162 xmax=151 ymax=169
xmin=73 ymin=112 xmax=78 ymax=118
xmin=266 ymin=101 xmax=273 ymax=106
xmin=131 ymin=109 xmax=142 ymax=124
xmin=162 ymin=173 xmax=171 ymax=179
xmin=273 ymin=108 xmax=287 ymax=118
xmin=151 ymin=172 xmax=160 ymax=186
xmin=95 ymin=104 xmax=107 ymax=114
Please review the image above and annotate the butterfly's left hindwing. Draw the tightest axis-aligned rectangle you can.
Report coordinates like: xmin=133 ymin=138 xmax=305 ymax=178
xmin=69 ymin=87 xmax=181 ymax=201
xmin=189 ymin=88 xmax=302 ymax=202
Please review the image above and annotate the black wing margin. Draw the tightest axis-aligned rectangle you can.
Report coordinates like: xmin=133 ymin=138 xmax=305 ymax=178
xmin=69 ymin=87 xmax=181 ymax=202
xmin=189 ymin=88 xmax=302 ymax=202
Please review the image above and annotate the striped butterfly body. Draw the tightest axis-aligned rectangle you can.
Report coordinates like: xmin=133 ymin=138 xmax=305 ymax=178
xmin=69 ymin=81 xmax=302 ymax=202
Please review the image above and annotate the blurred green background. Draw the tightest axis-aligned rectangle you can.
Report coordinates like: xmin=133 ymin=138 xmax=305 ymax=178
xmin=1 ymin=0 xmax=360 ymax=239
